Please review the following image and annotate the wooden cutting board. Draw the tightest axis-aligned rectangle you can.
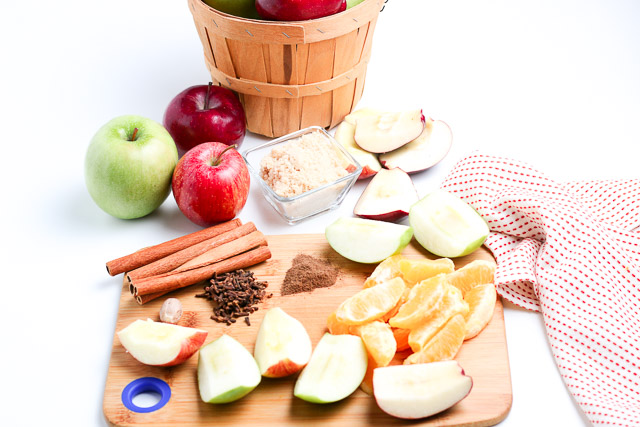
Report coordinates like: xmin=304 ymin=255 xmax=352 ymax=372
xmin=103 ymin=234 xmax=512 ymax=426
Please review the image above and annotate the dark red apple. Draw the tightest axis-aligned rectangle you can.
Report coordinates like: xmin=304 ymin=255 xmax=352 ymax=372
xmin=163 ymin=83 xmax=246 ymax=157
xmin=256 ymin=0 xmax=346 ymax=21
xmin=172 ymin=143 xmax=250 ymax=227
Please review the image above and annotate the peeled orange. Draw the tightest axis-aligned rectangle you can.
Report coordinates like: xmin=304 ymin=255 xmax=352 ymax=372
xmin=351 ymin=321 xmax=396 ymax=367
xmin=398 ymin=257 xmax=455 ymax=287
xmin=463 ymin=282 xmax=497 ymax=340
xmin=447 ymin=259 xmax=496 ymax=296
xmin=336 ymin=277 xmax=406 ymax=325
xmin=363 ymin=255 xmax=404 ymax=288
xmin=392 ymin=327 xmax=411 ymax=352
xmin=326 ymin=311 xmax=351 ymax=335
xmin=404 ymin=314 xmax=466 ymax=365
xmin=408 ymin=286 xmax=468 ymax=352
xmin=388 ymin=275 xmax=447 ymax=329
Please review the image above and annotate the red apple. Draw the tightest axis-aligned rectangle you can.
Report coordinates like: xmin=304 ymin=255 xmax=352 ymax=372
xmin=172 ymin=142 xmax=250 ymax=227
xmin=256 ymin=0 xmax=346 ymax=21
xmin=117 ymin=319 xmax=207 ymax=367
xmin=163 ymin=83 xmax=246 ymax=157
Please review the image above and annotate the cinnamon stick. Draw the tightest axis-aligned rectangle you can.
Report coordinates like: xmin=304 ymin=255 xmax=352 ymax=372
xmin=126 ymin=222 xmax=257 ymax=284
xmin=174 ymin=230 xmax=267 ymax=272
xmin=106 ymin=218 xmax=242 ymax=276
xmin=136 ymin=291 xmax=171 ymax=305
xmin=131 ymin=246 xmax=272 ymax=298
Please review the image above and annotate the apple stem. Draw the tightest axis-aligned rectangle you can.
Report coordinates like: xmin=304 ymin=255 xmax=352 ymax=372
xmin=129 ymin=128 xmax=139 ymax=141
xmin=211 ymin=144 xmax=237 ymax=167
xmin=204 ymin=82 xmax=212 ymax=110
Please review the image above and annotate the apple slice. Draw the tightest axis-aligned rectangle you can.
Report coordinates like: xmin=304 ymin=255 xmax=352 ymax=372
xmin=117 ymin=319 xmax=207 ymax=367
xmin=254 ymin=307 xmax=312 ymax=378
xmin=294 ymin=333 xmax=368 ymax=403
xmin=344 ymin=107 xmax=382 ymax=125
xmin=354 ymin=110 xmax=425 ymax=154
xmin=325 ymin=217 xmax=413 ymax=264
xmin=353 ymin=168 xmax=419 ymax=221
xmin=198 ymin=334 xmax=261 ymax=404
xmin=334 ymin=121 xmax=381 ymax=180
xmin=373 ymin=361 xmax=473 ymax=419
xmin=379 ymin=119 xmax=453 ymax=173
xmin=409 ymin=190 xmax=489 ymax=258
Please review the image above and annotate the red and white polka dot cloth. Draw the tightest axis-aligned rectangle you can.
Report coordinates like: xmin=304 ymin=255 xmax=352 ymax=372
xmin=440 ymin=153 xmax=640 ymax=426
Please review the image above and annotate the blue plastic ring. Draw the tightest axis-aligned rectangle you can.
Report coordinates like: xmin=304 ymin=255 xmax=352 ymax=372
xmin=121 ymin=377 xmax=171 ymax=413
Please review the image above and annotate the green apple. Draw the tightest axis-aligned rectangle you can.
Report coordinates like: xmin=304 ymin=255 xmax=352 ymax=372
xmin=347 ymin=0 xmax=367 ymax=9
xmin=294 ymin=333 xmax=368 ymax=403
xmin=85 ymin=115 xmax=178 ymax=219
xmin=325 ymin=217 xmax=413 ymax=264
xmin=409 ymin=190 xmax=489 ymax=258
xmin=198 ymin=334 xmax=261 ymax=404
xmin=202 ymin=0 xmax=261 ymax=19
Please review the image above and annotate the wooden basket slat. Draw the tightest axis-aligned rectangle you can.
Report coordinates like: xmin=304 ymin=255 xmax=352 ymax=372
xmin=209 ymin=32 xmax=236 ymax=78
xmin=300 ymin=39 xmax=336 ymax=129
xmin=227 ymin=39 xmax=274 ymax=136
xmin=268 ymin=45 xmax=301 ymax=137
xmin=330 ymin=29 xmax=360 ymax=128
xmin=360 ymin=15 xmax=378 ymax=67
xmin=294 ymin=44 xmax=309 ymax=130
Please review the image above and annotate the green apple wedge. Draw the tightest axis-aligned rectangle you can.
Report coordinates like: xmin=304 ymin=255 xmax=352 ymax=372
xmin=198 ymin=334 xmax=261 ymax=404
xmin=325 ymin=217 xmax=413 ymax=264
xmin=85 ymin=115 xmax=178 ymax=219
xmin=409 ymin=190 xmax=489 ymax=258
xmin=294 ymin=333 xmax=368 ymax=404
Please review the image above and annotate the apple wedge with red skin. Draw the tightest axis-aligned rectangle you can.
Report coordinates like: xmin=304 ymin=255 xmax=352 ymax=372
xmin=256 ymin=0 xmax=346 ymax=21
xmin=254 ymin=307 xmax=312 ymax=378
xmin=354 ymin=110 xmax=425 ymax=154
xmin=373 ymin=361 xmax=473 ymax=419
xmin=354 ymin=168 xmax=419 ymax=222
xmin=117 ymin=319 xmax=207 ymax=367
xmin=334 ymin=121 xmax=381 ymax=180
xmin=378 ymin=119 xmax=453 ymax=173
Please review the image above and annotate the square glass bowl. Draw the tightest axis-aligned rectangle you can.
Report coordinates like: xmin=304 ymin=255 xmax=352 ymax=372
xmin=242 ymin=126 xmax=362 ymax=224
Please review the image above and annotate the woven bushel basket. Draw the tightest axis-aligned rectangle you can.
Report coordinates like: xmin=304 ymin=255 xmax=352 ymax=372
xmin=188 ymin=0 xmax=384 ymax=137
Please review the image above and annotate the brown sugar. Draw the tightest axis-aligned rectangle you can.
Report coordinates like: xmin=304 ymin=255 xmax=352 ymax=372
xmin=281 ymin=254 xmax=339 ymax=296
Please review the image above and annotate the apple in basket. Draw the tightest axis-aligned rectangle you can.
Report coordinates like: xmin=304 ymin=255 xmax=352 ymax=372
xmin=201 ymin=0 xmax=260 ymax=19
xmin=163 ymin=83 xmax=246 ymax=157
xmin=256 ymin=0 xmax=346 ymax=21
xmin=172 ymin=142 xmax=250 ymax=227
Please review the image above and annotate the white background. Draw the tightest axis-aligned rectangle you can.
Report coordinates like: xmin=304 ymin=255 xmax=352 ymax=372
xmin=2 ymin=0 xmax=639 ymax=425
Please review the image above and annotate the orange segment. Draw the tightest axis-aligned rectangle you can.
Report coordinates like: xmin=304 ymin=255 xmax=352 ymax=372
xmin=464 ymin=283 xmax=497 ymax=340
xmin=351 ymin=321 xmax=396 ymax=367
xmin=326 ymin=311 xmax=351 ymax=335
xmin=408 ymin=285 xmax=468 ymax=352
xmin=381 ymin=287 xmax=410 ymax=322
xmin=447 ymin=259 xmax=496 ymax=296
xmin=363 ymin=255 xmax=404 ymax=288
xmin=392 ymin=327 xmax=411 ymax=352
xmin=360 ymin=353 xmax=377 ymax=395
xmin=403 ymin=314 xmax=466 ymax=365
xmin=336 ymin=277 xmax=406 ymax=325
xmin=398 ymin=257 xmax=455 ymax=286
xmin=388 ymin=274 xmax=448 ymax=329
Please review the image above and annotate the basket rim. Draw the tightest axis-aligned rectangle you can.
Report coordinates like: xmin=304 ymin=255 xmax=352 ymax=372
xmin=189 ymin=0 xmax=384 ymax=44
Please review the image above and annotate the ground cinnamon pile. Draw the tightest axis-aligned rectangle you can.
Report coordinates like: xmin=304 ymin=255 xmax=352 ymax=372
xmin=281 ymin=254 xmax=339 ymax=296
xmin=195 ymin=269 xmax=272 ymax=326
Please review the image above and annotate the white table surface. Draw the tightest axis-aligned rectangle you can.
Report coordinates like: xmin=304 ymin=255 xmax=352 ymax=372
xmin=2 ymin=0 xmax=639 ymax=425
